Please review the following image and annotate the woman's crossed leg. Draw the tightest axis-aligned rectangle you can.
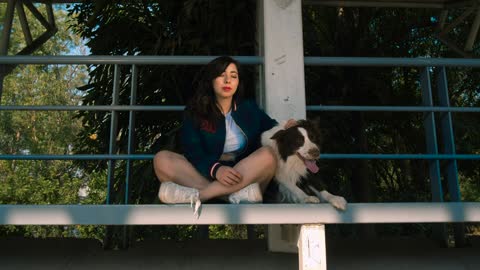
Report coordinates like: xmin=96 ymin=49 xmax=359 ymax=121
xmin=153 ymin=146 xmax=277 ymax=203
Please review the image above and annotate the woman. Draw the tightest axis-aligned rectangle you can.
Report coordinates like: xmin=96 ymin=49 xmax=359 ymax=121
xmin=154 ymin=56 xmax=293 ymax=214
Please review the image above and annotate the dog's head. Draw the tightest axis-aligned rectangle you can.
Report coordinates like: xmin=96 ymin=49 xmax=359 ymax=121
xmin=270 ymin=119 xmax=322 ymax=173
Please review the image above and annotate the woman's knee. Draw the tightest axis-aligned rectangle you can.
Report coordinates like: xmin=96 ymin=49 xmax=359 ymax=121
xmin=153 ymin=150 xmax=177 ymax=181
xmin=257 ymin=146 xmax=278 ymax=172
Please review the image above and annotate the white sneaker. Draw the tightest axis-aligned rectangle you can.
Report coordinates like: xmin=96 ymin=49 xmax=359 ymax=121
xmin=158 ymin=182 xmax=201 ymax=218
xmin=228 ymin=183 xmax=263 ymax=204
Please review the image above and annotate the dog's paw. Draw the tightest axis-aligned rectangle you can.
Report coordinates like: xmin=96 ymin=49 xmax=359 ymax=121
xmin=329 ymin=196 xmax=347 ymax=211
xmin=304 ymin=196 xmax=321 ymax=203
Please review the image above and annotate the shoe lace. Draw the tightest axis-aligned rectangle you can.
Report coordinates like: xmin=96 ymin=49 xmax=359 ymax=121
xmin=190 ymin=193 xmax=201 ymax=219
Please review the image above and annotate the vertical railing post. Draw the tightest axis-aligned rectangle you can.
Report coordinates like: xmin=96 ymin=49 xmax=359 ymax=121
xmin=103 ymin=65 xmax=120 ymax=249
xmin=104 ymin=64 xmax=121 ymax=249
xmin=122 ymin=64 xmax=138 ymax=249
xmin=125 ymin=65 xmax=137 ymax=205
xmin=436 ymin=66 xmax=465 ymax=247
xmin=106 ymin=64 xmax=121 ymax=204
xmin=420 ymin=67 xmax=447 ymax=246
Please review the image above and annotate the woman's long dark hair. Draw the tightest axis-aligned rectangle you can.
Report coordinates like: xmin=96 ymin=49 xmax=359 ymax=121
xmin=186 ymin=56 xmax=244 ymax=129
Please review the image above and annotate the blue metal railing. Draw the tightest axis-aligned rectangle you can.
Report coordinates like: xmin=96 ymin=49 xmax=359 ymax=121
xmin=1 ymin=56 xmax=480 ymax=195
xmin=1 ymin=55 xmax=479 ymax=246
xmin=0 ymin=56 xmax=261 ymax=206
xmin=0 ymin=58 xmax=478 ymax=202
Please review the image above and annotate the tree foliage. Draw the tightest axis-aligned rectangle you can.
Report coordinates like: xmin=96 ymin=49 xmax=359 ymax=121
xmin=303 ymin=5 xmax=479 ymax=200
xmin=302 ymin=6 xmax=480 ymax=237
xmin=0 ymin=5 xmax=104 ymax=239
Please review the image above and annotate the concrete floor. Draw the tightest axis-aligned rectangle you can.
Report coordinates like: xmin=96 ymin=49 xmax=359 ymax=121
xmin=1 ymin=237 xmax=479 ymax=270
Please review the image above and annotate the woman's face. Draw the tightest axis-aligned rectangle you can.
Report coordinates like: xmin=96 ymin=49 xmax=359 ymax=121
xmin=212 ymin=63 xmax=239 ymax=101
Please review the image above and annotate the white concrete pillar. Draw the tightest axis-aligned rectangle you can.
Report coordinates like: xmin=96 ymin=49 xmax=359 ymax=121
xmin=260 ymin=0 xmax=309 ymax=255
xmin=262 ymin=0 xmax=306 ymax=121
xmin=298 ymin=224 xmax=327 ymax=270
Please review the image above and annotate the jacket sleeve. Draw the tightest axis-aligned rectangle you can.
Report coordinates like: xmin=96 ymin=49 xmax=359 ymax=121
xmin=180 ymin=114 xmax=222 ymax=179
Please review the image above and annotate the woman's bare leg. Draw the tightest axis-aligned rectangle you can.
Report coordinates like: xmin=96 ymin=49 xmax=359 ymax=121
xmin=198 ymin=146 xmax=277 ymax=201
xmin=154 ymin=147 xmax=277 ymax=202
xmin=153 ymin=150 xmax=210 ymax=190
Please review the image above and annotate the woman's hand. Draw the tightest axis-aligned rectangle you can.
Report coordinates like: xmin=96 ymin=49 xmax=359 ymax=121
xmin=215 ymin=166 xmax=243 ymax=186
xmin=284 ymin=118 xmax=298 ymax=129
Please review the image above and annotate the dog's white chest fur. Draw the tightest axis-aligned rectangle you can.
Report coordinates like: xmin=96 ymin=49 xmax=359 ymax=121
xmin=275 ymin=149 xmax=307 ymax=184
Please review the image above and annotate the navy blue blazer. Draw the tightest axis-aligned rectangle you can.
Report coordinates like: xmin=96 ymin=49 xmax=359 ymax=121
xmin=180 ymin=99 xmax=277 ymax=179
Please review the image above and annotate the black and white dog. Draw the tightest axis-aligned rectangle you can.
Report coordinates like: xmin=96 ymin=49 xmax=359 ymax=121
xmin=261 ymin=120 xmax=347 ymax=210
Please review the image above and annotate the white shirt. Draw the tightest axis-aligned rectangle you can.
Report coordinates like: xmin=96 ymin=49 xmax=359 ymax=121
xmin=223 ymin=111 xmax=247 ymax=153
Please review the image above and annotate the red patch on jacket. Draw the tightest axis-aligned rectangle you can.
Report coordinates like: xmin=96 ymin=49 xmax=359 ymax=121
xmin=200 ymin=120 xmax=216 ymax=133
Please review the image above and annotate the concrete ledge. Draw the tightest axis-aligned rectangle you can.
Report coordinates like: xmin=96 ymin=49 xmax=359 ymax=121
xmin=1 ymin=202 xmax=480 ymax=225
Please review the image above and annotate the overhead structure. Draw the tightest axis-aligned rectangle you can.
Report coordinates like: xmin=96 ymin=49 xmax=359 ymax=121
xmin=0 ymin=0 xmax=57 ymax=57
xmin=0 ymin=0 xmax=58 ymax=102
xmin=305 ymin=0 xmax=480 ymax=57
xmin=1 ymin=1 xmax=478 ymax=58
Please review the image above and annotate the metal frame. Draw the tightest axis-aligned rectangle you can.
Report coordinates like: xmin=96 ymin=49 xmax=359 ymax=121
xmin=0 ymin=0 xmax=57 ymax=57
xmin=1 ymin=55 xmax=479 ymax=202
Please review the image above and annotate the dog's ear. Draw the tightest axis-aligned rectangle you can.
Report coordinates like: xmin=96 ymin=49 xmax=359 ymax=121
xmin=296 ymin=119 xmax=308 ymax=127
xmin=270 ymin=129 xmax=286 ymax=140
xmin=270 ymin=129 xmax=291 ymax=161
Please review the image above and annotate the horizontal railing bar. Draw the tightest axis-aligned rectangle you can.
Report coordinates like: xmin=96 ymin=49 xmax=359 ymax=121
xmin=0 ymin=55 xmax=262 ymax=65
xmin=1 ymin=105 xmax=479 ymax=113
xmin=303 ymin=0 xmax=447 ymax=9
xmin=1 ymin=56 xmax=480 ymax=67
xmin=307 ymin=105 xmax=480 ymax=112
xmin=1 ymin=154 xmax=479 ymax=160
xmin=1 ymin=203 xmax=479 ymax=225
xmin=0 ymin=154 xmax=154 ymax=160
xmin=319 ymin=154 xmax=480 ymax=160
xmin=304 ymin=57 xmax=480 ymax=67
xmin=0 ymin=105 xmax=185 ymax=111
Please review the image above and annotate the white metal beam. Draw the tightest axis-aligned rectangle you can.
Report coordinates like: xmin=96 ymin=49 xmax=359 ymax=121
xmin=262 ymin=1 xmax=308 ymax=254
xmin=1 ymin=203 xmax=480 ymax=225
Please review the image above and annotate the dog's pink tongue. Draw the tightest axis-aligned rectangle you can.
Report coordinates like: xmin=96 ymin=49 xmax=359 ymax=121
xmin=305 ymin=160 xmax=319 ymax=173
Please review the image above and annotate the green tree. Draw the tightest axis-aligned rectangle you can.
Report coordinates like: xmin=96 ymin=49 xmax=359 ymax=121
xmin=302 ymin=6 xmax=480 ymax=238
xmin=0 ymin=5 xmax=105 ymax=240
